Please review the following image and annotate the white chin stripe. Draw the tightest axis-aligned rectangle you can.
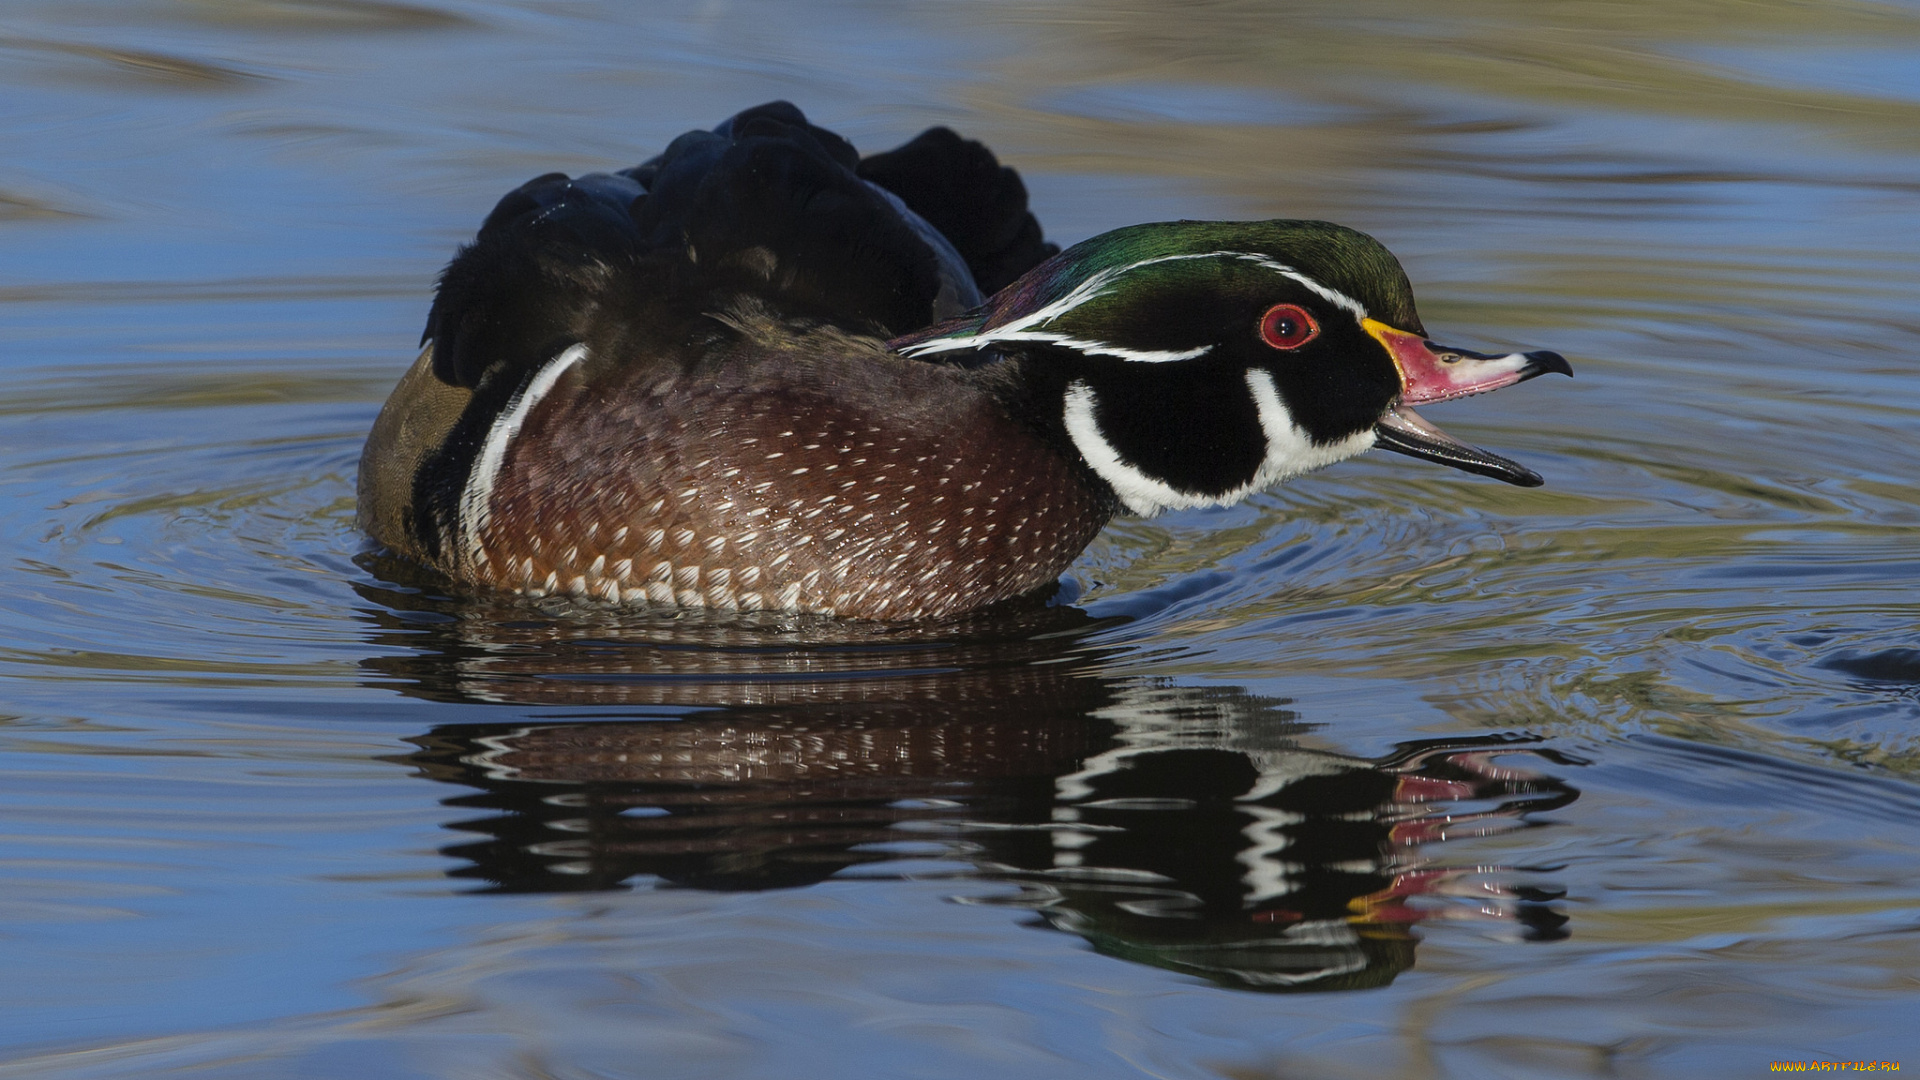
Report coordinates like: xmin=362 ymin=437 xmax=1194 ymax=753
xmin=458 ymin=343 xmax=588 ymax=566
xmin=1243 ymin=369 xmax=1377 ymax=489
xmin=1062 ymin=372 xmax=1376 ymax=517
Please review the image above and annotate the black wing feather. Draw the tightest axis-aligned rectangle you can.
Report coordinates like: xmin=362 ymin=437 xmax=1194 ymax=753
xmin=631 ymin=103 xmax=953 ymax=337
xmin=422 ymin=102 xmax=1055 ymax=391
xmin=857 ymin=126 xmax=1058 ymax=295
xmin=424 ymin=171 xmax=647 ymax=388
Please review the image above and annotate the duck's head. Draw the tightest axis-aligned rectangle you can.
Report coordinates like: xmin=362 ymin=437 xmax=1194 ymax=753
xmin=893 ymin=220 xmax=1571 ymax=516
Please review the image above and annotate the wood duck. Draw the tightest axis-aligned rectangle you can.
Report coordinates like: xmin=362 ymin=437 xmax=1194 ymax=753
xmin=359 ymin=102 xmax=1571 ymax=621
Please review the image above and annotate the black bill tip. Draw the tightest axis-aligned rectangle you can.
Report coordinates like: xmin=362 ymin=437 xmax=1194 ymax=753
xmin=1517 ymin=350 xmax=1573 ymax=382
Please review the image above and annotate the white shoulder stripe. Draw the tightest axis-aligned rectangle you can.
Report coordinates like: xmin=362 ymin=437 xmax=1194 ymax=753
xmin=458 ymin=343 xmax=588 ymax=568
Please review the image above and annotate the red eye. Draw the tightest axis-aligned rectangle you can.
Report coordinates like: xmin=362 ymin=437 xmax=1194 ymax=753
xmin=1259 ymin=303 xmax=1319 ymax=350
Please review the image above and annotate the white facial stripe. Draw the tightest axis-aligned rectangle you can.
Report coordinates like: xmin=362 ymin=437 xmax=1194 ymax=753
xmin=1063 ymin=377 xmax=1205 ymax=517
xmin=940 ymin=333 xmax=1211 ymax=364
xmin=900 ymin=253 xmax=1200 ymax=358
xmin=1063 ymin=380 xmax=1209 ymax=516
xmin=1062 ymin=372 xmax=1377 ymax=517
xmin=459 ymin=343 xmax=588 ymax=567
xmin=902 ymin=250 xmax=1364 ymax=361
xmin=1230 ymin=254 xmax=1370 ymax=321
xmin=1243 ymin=369 xmax=1377 ymax=489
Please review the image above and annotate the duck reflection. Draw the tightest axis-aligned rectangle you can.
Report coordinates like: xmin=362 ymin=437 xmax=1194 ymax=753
xmin=360 ymin=558 xmax=1575 ymax=992
xmin=978 ymin=694 xmax=1574 ymax=990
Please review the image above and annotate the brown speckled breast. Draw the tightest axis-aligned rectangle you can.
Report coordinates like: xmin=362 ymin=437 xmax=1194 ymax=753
xmin=459 ymin=338 xmax=1111 ymax=620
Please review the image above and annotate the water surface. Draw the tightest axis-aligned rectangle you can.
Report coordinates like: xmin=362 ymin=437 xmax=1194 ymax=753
xmin=3 ymin=1 xmax=1919 ymax=1076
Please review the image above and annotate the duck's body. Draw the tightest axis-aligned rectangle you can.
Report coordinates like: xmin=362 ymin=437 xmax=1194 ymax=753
xmin=369 ymin=313 xmax=1111 ymax=618
xmin=360 ymin=103 xmax=1569 ymax=619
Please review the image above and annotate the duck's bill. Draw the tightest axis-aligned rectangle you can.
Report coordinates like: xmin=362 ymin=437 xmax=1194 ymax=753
xmin=1361 ymin=319 xmax=1573 ymax=406
xmin=1360 ymin=319 xmax=1571 ymax=486
xmin=1375 ymin=405 xmax=1542 ymax=487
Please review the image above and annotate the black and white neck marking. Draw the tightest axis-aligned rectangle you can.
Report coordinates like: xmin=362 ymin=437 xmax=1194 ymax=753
xmin=1062 ymin=371 xmax=1377 ymax=516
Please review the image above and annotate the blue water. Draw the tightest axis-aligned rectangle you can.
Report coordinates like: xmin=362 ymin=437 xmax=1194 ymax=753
xmin=4 ymin=1 xmax=1920 ymax=1077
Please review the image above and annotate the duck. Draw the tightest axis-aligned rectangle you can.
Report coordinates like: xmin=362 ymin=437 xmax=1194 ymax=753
xmin=358 ymin=101 xmax=1571 ymax=621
